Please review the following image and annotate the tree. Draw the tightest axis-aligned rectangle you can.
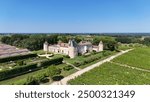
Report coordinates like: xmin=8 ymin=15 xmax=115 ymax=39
xmin=46 ymin=66 xmax=61 ymax=78
xmin=115 ymin=37 xmax=132 ymax=44
xmin=58 ymin=36 xmax=69 ymax=43
xmin=105 ymin=41 xmax=118 ymax=51
xmin=143 ymin=37 xmax=150 ymax=46
xmin=25 ymin=76 xmax=39 ymax=85
xmin=1 ymin=34 xmax=58 ymax=51
xmin=92 ymin=36 xmax=118 ymax=51
xmin=1 ymin=36 xmax=11 ymax=44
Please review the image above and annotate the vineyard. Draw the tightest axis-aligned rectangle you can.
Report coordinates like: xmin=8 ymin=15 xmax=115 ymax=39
xmin=68 ymin=47 xmax=150 ymax=85
xmin=113 ymin=47 xmax=150 ymax=70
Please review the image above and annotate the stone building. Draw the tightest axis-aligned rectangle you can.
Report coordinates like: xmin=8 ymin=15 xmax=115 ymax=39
xmin=43 ymin=39 xmax=103 ymax=58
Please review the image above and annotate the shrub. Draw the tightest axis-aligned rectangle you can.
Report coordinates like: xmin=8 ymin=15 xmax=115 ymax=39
xmin=52 ymin=75 xmax=64 ymax=81
xmin=35 ymin=72 xmax=48 ymax=83
xmin=46 ymin=66 xmax=61 ymax=77
xmin=25 ymin=76 xmax=39 ymax=85
xmin=73 ymin=61 xmax=82 ymax=67
xmin=63 ymin=65 xmax=73 ymax=71
xmin=11 ymin=71 xmax=48 ymax=85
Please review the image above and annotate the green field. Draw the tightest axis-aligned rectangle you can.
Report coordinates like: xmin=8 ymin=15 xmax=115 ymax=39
xmin=68 ymin=62 xmax=150 ymax=85
xmin=113 ymin=47 xmax=150 ymax=70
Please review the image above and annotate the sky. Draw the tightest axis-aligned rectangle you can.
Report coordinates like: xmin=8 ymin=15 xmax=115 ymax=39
xmin=0 ymin=0 xmax=150 ymax=33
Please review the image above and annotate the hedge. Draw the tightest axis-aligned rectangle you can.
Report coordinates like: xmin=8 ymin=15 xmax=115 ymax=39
xmin=11 ymin=65 xmax=63 ymax=85
xmin=38 ymin=57 xmax=63 ymax=67
xmin=0 ymin=53 xmax=37 ymax=63
xmin=73 ymin=51 xmax=113 ymax=67
xmin=0 ymin=63 xmax=37 ymax=81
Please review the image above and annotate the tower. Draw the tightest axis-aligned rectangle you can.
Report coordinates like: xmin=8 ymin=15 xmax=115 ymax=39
xmin=98 ymin=41 xmax=103 ymax=52
xmin=43 ymin=41 xmax=49 ymax=52
xmin=68 ymin=39 xmax=78 ymax=58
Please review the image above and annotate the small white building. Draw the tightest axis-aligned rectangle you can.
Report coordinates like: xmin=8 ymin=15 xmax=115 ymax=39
xmin=44 ymin=39 xmax=103 ymax=58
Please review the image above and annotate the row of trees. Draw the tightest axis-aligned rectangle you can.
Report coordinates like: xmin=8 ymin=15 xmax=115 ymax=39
xmin=115 ymin=36 xmax=150 ymax=46
xmin=1 ymin=34 xmax=58 ymax=51
xmin=1 ymin=34 xmax=83 ymax=51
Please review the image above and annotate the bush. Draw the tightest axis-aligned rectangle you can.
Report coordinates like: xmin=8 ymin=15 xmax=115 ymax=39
xmin=25 ymin=76 xmax=39 ymax=85
xmin=52 ymin=75 xmax=64 ymax=81
xmin=0 ymin=53 xmax=37 ymax=63
xmin=11 ymin=71 xmax=48 ymax=85
xmin=73 ymin=61 xmax=82 ymax=67
xmin=46 ymin=66 xmax=61 ymax=77
xmin=63 ymin=65 xmax=73 ymax=71
xmin=35 ymin=72 xmax=48 ymax=83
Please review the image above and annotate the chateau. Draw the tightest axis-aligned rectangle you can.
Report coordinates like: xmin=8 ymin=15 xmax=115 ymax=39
xmin=43 ymin=39 xmax=103 ymax=58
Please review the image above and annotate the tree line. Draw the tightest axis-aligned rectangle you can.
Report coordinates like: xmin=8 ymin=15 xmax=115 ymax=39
xmin=1 ymin=34 xmax=149 ymax=51
xmin=1 ymin=34 xmax=58 ymax=51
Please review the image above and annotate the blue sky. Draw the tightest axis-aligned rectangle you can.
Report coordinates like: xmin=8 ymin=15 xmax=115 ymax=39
xmin=0 ymin=0 xmax=150 ymax=33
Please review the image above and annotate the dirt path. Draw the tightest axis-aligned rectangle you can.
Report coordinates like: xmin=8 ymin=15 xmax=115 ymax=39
xmin=63 ymin=61 xmax=81 ymax=71
xmin=51 ymin=49 xmax=133 ymax=85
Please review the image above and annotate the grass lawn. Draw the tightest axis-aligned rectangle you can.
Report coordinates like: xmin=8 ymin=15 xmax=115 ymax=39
xmin=32 ymin=50 xmax=46 ymax=55
xmin=113 ymin=47 xmax=150 ymax=70
xmin=68 ymin=62 xmax=150 ymax=85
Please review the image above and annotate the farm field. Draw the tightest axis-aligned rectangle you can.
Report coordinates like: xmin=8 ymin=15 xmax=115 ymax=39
xmin=68 ymin=62 xmax=150 ymax=85
xmin=113 ymin=47 xmax=150 ymax=70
